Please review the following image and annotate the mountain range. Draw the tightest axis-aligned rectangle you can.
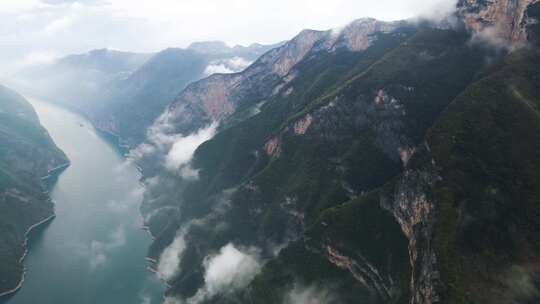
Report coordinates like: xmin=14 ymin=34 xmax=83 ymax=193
xmin=13 ymin=41 xmax=281 ymax=147
xmin=2 ymin=0 xmax=540 ymax=303
xmin=128 ymin=1 xmax=540 ymax=303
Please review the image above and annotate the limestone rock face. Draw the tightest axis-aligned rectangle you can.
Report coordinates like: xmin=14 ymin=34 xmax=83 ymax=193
xmin=329 ymin=18 xmax=402 ymax=52
xmin=267 ymin=30 xmax=327 ymax=77
xmin=153 ymin=18 xmax=402 ymax=139
xmin=457 ymin=0 xmax=540 ymax=46
xmin=381 ymin=164 xmax=442 ymax=304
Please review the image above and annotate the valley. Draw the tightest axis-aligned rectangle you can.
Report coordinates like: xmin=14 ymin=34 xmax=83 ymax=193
xmin=1 ymin=0 xmax=540 ymax=303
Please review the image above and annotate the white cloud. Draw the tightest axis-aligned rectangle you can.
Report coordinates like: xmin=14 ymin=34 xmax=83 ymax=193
xmin=15 ymin=50 xmax=58 ymax=69
xmin=88 ymin=225 xmax=127 ymax=270
xmin=469 ymin=25 xmax=516 ymax=50
xmin=163 ymin=296 xmax=183 ymax=304
xmin=130 ymin=113 xmax=217 ymax=180
xmin=139 ymin=294 xmax=151 ymax=304
xmin=154 ymin=199 xmax=236 ymax=283
xmin=0 ymin=0 xmax=458 ymax=78
xmin=186 ymin=243 xmax=261 ymax=304
xmin=204 ymin=57 xmax=253 ymax=76
xmin=179 ymin=166 xmax=200 ymax=180
xmin=0 ymin=1 xmax=42 ymax=13
xmin=157 ymin=228 xmax=188 ymax=281
xmin=142 ymin=206 xmax=178 ymax=224
xmin=129 ymin=143 xmax=156 ymax=161
xmin=131 ymin=110 xmax=182 ymax=161
xmin=106 ymin=199 xmax=129 ymax=213
xmin=204 ymin=64 xmax=234 ymax=75
xmin=42 ymin=15 xmax=73 ymax=34
xmin=42 ymin=0 xmax=108 ymax=5
xmin=89 ymin=241 xmax=108 ymax=270
xmin=203 ymin=244 xmax=260 ymax=291
xmin=109 ymin=225 xmax=127 ymax=247
xmin=164 ymin=123 xmax=217 ymax=177
xmin=284 ymin=285 xmax=337 ymax=304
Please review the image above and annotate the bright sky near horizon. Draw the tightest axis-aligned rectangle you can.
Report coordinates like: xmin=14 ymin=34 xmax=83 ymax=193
xmin=0 ymin=0 xmax=457 ymax=72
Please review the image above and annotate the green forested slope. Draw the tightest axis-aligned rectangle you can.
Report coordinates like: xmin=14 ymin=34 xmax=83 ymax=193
xmin=0 ymin=85 xmax=67 ymax=295
xmin=139 ymin=5 xmax=540 ymax=304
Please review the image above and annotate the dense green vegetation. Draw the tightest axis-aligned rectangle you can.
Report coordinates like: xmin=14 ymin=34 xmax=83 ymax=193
xmin=143 ymin=23 xmax=506 ymax=302
xmin=0 ymin=85 xmax=67 ymax=295
xmin=427 ymin=48 xmax=540 ymax=303
xmin=1 ymin=2 xmax=537 ymax=303
xmin=245 ymin=191 xmax=411 ymax=304
xmin=136 ymin=8 xmax=540 ymax=303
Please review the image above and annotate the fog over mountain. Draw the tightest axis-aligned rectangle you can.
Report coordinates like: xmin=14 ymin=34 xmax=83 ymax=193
xmin=0 ymin=0 xmax=457 ymax=77
xmin=2 ymin=0 xmax=540 ymax=304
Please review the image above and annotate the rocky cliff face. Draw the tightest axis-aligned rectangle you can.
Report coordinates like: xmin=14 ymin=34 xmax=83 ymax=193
xmin=139 ymin=16 xmax=499 ymax=303
xmin=325 ymin=245 xmax=401 ymax=302
xmin=148 ymin=18 xmax=402 ymax=141
xmin=457 ymin=0 xmax=540 ymax=46
xmin=381 ymin=151 xmax=442 ymax=304
xmin=327 ymin=18 xmax=403 ymax=52
xmin=135 ymin=2 xmax=540 ymax=303
xmin=152 ymin=30 xmax=327 ymax=137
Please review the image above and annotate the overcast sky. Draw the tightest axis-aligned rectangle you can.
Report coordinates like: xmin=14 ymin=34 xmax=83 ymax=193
xmin=0 ymin=0 xmax=457 ymax=72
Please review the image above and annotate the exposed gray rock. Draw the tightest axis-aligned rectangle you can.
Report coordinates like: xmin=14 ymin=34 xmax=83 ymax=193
xmin=381 ymin=145 xmax=442 ymax=304
xmin=457 ymin=0 xmax=540 ymax=46
xmin=149 ymin=18 xmax=403 ymax=139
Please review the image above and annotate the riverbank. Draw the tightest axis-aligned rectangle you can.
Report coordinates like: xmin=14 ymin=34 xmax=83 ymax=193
xmin=29 ymin=96 xmax=165 ymax=298
xmin=0 ymin=91 xmax=70 ymax=299
xmin=0 ymin=162 xmax=72 ymax=298
xmin=41 ymin=162 xmax=70 ymax=181
xmin=0 ymin=214 xmax=56 ymax=298
xmin=4 ymin=99 xmax=165 ymax=304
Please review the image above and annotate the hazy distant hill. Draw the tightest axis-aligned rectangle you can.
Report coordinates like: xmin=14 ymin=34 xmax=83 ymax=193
xmin=91 ymin=41 xmax=282 ymax=147
xmin=15 ymin=48 xmax=152 ymax=108
xmin=14 ymin=41 xmax=281 ymax=147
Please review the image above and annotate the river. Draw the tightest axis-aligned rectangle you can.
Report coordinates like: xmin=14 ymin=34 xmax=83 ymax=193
xmin=4 ymin=99 xmax=165 ymax=304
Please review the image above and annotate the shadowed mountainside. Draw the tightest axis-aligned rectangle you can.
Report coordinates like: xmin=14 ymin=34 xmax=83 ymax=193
xmin=132 ymin=1 xmax=540 ymax=303
xmin=0 ymin=85 xmax=68 ymax=296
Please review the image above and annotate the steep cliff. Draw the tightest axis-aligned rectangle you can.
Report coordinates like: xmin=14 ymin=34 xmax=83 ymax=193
xmin=457 ymin=0 xmax=540 ymax=46
xmin=245 ymin=47 xmax=540 ymax=304
xmin=149 ymin=19 xmax=405 ymax=140
xmin=0 ymin=85 xmax=68 ymax=296
xmin=137 ymin=19 xmax=408 ymax=182
xmin=425 ymin=48 xmax=540 ymax=304
xmin=134 ymin=2 xmax=540 ymax=304
xmin=138 ymin=18 xmax=486 ymax=303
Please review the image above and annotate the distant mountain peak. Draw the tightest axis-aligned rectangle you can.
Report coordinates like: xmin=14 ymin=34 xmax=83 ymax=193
xmin=187 ymin=41 xmax=230 ymax=54
xmin=329 ymin=18 xmax=403 ymax=51
xmin=259 ymin=29 xmax=326 ymax=77
xmin=55 ymin=48 xmax=152 ymax=75
xmin=154 ymin=17 xmax=409 ymax=139
xmin=267 ymin=17 xmax=402 ymax=71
